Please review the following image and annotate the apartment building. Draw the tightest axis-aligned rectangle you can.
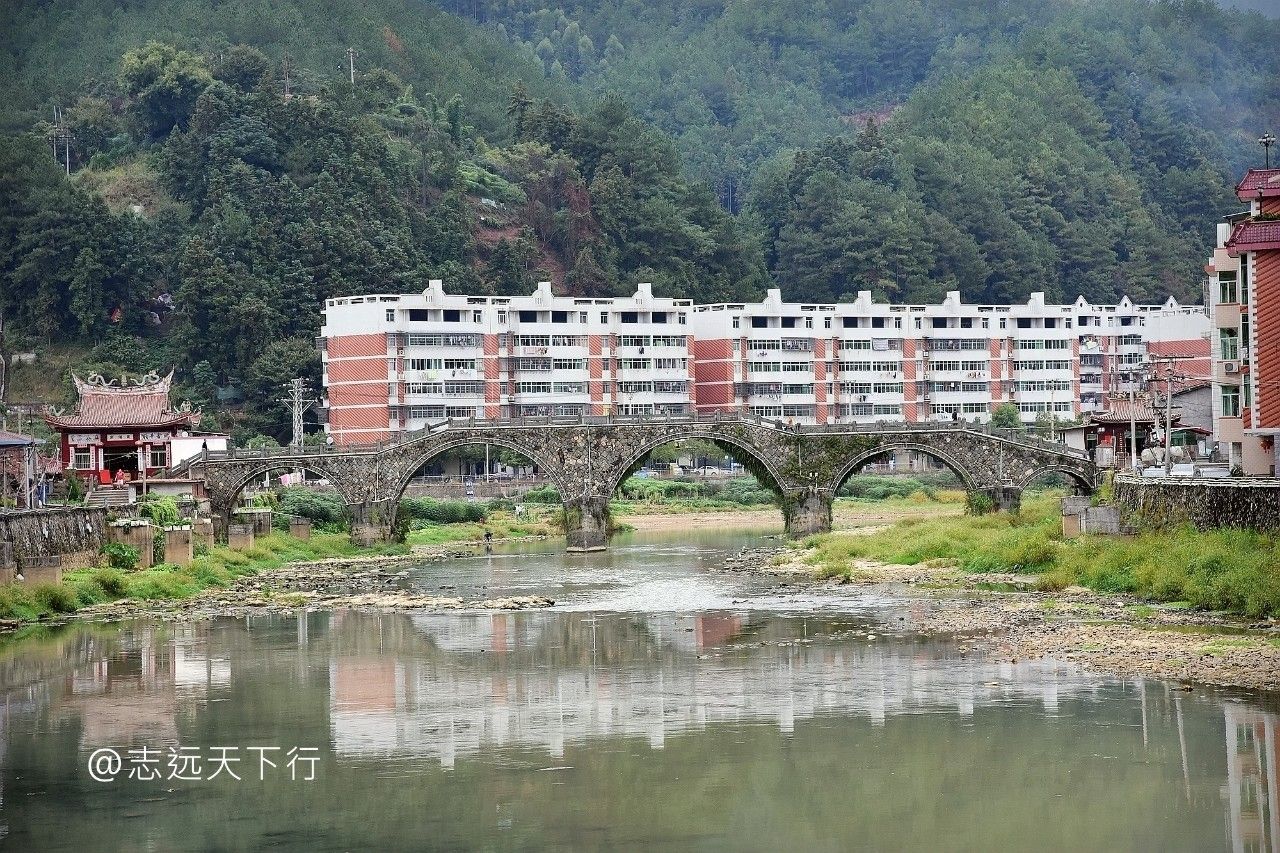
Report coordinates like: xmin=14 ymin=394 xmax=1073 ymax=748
xmin=321 ymin=281 xmax=1208 ymax=442
xmin=320 ymin=280 xmax=693 ymax=444
xmin=692 ymin=289 xmax=1208 ymax=425
xmin=1207 ymin=167 xmax=1280 ymax=475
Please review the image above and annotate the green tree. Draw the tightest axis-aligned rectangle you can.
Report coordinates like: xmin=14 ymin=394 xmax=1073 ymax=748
xmin=990 ymin=403 xmax=1022 ymax=430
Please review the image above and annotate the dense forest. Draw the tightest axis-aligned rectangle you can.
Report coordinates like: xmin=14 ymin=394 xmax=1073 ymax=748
xmin=1 ymin=0 xmax=1277 ymax=440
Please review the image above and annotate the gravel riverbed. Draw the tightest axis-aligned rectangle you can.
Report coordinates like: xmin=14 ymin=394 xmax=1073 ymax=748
xmin=720 ymin=543 xmax=1280 ymax=692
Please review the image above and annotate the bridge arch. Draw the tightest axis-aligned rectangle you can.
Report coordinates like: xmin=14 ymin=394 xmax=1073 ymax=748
xmin=384 ymin=434 xmax=570 ymax=523
xmin=830 ymin=442 xmax=980 ymax=494
xmin=213 ymin=460 xmax=359 ymax=533
xmin=1014 ymin=464 xmax=1097 ymax=495
xmin=605 ymin=428 xmax=789 ymax=498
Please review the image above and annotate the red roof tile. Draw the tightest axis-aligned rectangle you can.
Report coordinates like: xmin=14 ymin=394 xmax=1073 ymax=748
xmin=1237 ymin=169 xmax=1280 ymax=200
xmin=1089 ymin=400 xmax=1180 ymax=425
xmin=44 ymin=371 xmax=200 ymax=430
xmin=1226 ymin=219 xmax=1280 ymax=254
xmin=1146 ymin=339 xmax=1210 ymax=359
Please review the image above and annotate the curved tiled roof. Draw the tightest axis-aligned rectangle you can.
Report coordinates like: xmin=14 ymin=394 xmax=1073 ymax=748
xmin=1236 ymin=168 xmax=1280 ymax=200
xmin=44 ymin=371 xmax=200 ymax=430
xmin=1227 ymin=219 xmax=1280 ymax=253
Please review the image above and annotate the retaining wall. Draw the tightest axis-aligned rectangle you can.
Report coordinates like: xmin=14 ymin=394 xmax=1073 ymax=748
xmin=0 ymin=507 xmax=109 ymax=573
xmin=1112 ymin=474 xmax=1280 ymax=532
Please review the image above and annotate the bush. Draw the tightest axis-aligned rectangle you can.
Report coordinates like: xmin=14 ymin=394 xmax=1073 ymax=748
xmin=141 ymin=496 xmax=181 ymax=526
xmin=522 ymin=485 xmax=562 ymax=504
xmin=276 ymin=487 xmax=348 ymax=531
xmin=31 ymin=583 xmax=78 ymax=613
xmin=398 ymin=497 xmax=487 ymax=524
xmin=92 ymin=568 xmax=129 ymax=596
xmin=101 ymin=542 xmax=140 ymax=571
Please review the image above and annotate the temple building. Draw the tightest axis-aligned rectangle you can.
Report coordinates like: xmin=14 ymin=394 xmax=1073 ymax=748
xmin=44 ymin=371 xmax=222 ymax=485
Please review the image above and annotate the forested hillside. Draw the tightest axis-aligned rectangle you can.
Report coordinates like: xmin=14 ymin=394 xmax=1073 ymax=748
xmin=1 ymin=0 xmax=1277 ymax=439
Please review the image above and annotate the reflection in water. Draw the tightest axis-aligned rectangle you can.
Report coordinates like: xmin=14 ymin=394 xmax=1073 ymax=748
xmin=1226 ymin=704 xmax=1279 ymax=853
xmin=0 ymin=610 xmax=1276 ymax=850
xmin=333 ymin=611 xmax=1105 ymax=764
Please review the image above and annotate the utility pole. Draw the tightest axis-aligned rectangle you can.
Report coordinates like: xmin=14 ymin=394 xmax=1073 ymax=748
xmin=282 ymin=51 xmax=292 ymax=99
xmin=47 ymin=106 xmax=73 ymax=175
xmin=1261 ymin=132 xmax=1276 ymax=169
xmin=345 ymin=47 xmax=358 ymax=89
xmin=278 ymin=378 xmax=316 ymax=449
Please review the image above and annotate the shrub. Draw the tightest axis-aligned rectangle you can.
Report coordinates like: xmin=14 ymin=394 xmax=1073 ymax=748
xmin=92 ymin=568 xmax=130 ymax=596
xmin=522 ymin=485 xmax=562 ymax=504
xmin=965 ymin=492 xmax=995 ymax=516
xmin=398 ymin=497 xmax=487 ymax=524
xmin=276 ymin=487 xmax=348 ymax=531
xmin=101 ymin=542 xmax=140 ymax=571
xmin=141 ymin=496 xmax=181 ymax=527
xmin=31 ymin=583 xmax=79 ymax=613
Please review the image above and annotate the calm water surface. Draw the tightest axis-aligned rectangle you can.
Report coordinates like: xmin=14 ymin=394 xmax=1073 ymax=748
xmin=1 ymin=529 xmax=1277 ymax=851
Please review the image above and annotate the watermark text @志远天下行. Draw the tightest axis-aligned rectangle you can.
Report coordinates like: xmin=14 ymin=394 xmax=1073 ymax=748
xmin=86 ymin=746 xmax=321 ymax=782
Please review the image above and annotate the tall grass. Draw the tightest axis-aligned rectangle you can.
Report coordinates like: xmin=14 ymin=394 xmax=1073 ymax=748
xmin=804 ymin=494 xmax=1280 ymax=617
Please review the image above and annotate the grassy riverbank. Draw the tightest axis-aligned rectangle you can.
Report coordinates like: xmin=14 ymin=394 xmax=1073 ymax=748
xmin=404 ymin=508 xmax=560 ymax=545
xmin=0 ymin=533 xmax=406 ymax=625
xmin=798 ymin=494 xmax=1280 ymax=618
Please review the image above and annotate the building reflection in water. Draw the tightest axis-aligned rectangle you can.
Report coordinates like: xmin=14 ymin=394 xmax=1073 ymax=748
xmin=1225 ymin=704 xmax=1279 ymax=853
xmin=328 ymin=610 xmax=1112 ymax=767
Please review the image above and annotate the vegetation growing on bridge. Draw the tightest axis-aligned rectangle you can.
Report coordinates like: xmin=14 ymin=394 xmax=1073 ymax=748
xmin=801 ymin=494 xmax=1280 ymax=618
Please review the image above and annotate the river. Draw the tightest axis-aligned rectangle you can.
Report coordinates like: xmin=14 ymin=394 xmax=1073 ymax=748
xmin=1 ymin=529 xmax=1277 ymax=851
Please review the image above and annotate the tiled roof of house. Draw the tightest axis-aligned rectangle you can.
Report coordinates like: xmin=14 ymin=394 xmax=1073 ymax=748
xmin=1226 ymin=219 xmax=1280 ymax=253
xmin=1236 ymin=168 xmax=1280 ymax=200
xmin=44 ymin=371 xmax=200 ymax=429
xmin=1088 ymin=399 xmax=1180 ymax=425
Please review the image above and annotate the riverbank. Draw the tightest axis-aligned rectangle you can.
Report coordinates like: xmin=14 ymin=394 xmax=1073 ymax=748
xmin=618 ymin=495 xmax=963 ymax=532
xmin=71 ymin=550 xmax=554 ymax=624
xmin=0 ymin=532 xmax=409 ymax=628
xmin=734 ymin=498 xmax=1280 ymax=691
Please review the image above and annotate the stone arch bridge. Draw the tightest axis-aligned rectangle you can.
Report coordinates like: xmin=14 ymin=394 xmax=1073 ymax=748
xmin=175 ymin=415 xmax=1098 ymax=551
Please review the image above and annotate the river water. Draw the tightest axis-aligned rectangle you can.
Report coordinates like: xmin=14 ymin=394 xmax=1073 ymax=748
xmin=1 ymin=530 xmax=1277 ymax=851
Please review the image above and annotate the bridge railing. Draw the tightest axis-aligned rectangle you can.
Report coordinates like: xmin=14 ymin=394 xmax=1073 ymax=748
xmin=168 ymin=412 xmax=1088 ymax=474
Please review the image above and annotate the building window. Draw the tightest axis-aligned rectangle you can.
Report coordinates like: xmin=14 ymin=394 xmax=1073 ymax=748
xmin=148 ymin=446 xmax=167 ymax=469
xmin=1220 ymin=329 xmax=1239 ymax=361
xmin=385 ymin=309 xmax=395 ymax=322
xmin=472 ymin=310 xmax=482 ymax=323
xmin=1218 ymin=271 xmax=1238 ymax=304
xmin=73 ymin=447 xmax=93 ymax=469
xmin=1222 ymin=384 xmax=1241 ymax=418
xmin=601 ymin=311 xmax=609 ymax=324
xmin=731 ymin=316 xmax=740 ymax=329
xmin=497 ymin=310 xmax=507 ymax=324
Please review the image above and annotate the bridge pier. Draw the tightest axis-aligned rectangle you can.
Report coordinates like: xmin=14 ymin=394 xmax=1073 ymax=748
xmin=979 ymin=485 xmax=1023 ymax=514
xmin=563 ymin=496 xmax=610 ymax=552
xmin=784 ymin=490 xmax=833 ymax=539
xmin=348 ymin=500 xmax=398 ymax=546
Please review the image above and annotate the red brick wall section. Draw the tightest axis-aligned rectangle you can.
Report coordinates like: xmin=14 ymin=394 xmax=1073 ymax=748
xmin=692 ymin=338 xmax=736 ymax=409
xmin=901 ymin=338 xmax=917 ymax=421
xmin=814 ymin=339 xmax=827 ymax=421
xmin=1255 ymin=251 xmax=1280 ymax=428
xmin=328 ymin=333 xmax=387 ymax=358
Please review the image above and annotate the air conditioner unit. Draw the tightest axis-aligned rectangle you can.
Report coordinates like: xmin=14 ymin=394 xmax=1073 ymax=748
xmin=1223 ymin=361 xmax=1240 ymax=374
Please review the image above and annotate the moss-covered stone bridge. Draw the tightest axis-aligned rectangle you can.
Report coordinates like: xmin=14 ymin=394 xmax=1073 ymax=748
xmin=175 ymin=415 xmax=1099 ymax=550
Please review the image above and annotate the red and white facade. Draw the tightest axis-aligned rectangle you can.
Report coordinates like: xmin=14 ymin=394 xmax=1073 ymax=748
xmin=322 ymin=282 xmax=1208 ymax=441
xmin=321 ymin=281 xmax=693 ymax=445
xmin=692 ymin=289 xmax=1208 ymax=425
xmin=1208 ymin=168 xmax=1280 ymax=475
